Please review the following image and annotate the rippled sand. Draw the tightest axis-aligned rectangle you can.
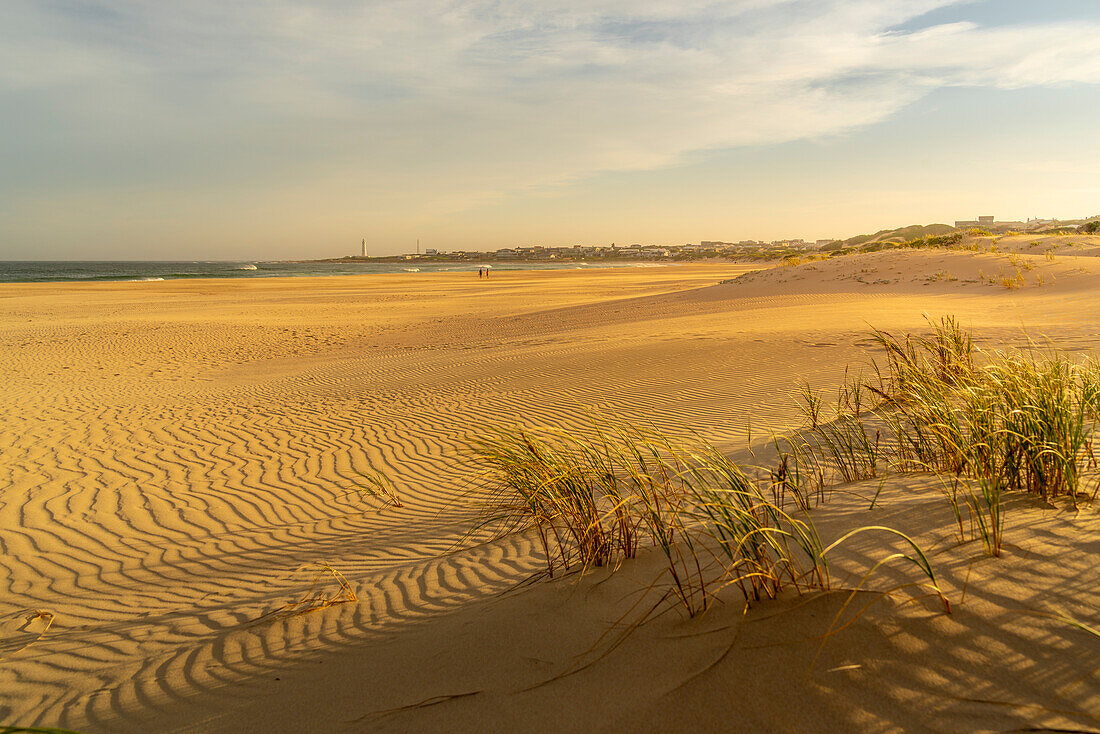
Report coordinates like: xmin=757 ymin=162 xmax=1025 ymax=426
xmin=1 ymin=256 xmax=1097 ymax=731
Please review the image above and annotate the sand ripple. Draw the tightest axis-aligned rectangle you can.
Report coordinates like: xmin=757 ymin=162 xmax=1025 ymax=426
xmin=0 ymin=264 xmax=1094 ymax=729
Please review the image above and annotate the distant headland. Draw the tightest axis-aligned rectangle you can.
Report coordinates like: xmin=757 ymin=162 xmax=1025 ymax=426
xmin=307 ymin=215 xmax=1099 ymax=265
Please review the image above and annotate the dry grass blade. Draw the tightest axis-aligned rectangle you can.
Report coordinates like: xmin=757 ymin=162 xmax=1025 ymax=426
xmin=356 ymin=464 xmax=404 ymax=507
xmin=251 ymin=561 xmax=358 ymax=623
xmin=1013 ymin=608 xmax=1100 ymax=639
xmin=821 ymin=526 xmax=949 ymax=613
xmin=0 ymin=609 xmax=56 ymax=662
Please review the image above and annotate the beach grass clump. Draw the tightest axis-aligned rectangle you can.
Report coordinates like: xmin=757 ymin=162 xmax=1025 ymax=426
xmin=988 ymin=356 xmax=1095 ymax=502
xmin=907 ymin=384 xmax=1007 ymax=554
xmin=686 ymin=456 xmax=828 ymax=605
xmin=468 ymin=426 xmax=638 ymax=575
xmin=885 ymin=351 xmax=1096 ymax=502
xmin=667 ymin=441 xmax=832 ymax=604
xmin=770 ymin=316 xmax=977 ymax=486
xmin=867 ymin=315 xmax=976 ymax=402
xmin=770 ymin=434 xmax=825 ymax=510
xmin=1000 ymin=270 xmax=1025 ymax=289
xmin=467 ymin=422 xmax=946 ymax=617
xmin=813 ymin=414 xmax=881 ymax=483
xmin=356 ymin=465 xmax=404 ymax=507
xmin=771 ymin=318 xmax=1098 ymax=555
xmin=868 ymin=317 xmax=975 ymax=404
xmin=468 ymin=424 xmax=831 ymax=613
xmin=869 ymin=320 xmax=1100 ymax=551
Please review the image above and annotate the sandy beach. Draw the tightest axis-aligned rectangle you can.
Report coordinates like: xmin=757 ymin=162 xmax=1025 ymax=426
xmin=1 ymin=251 xmax=1098 ymax=732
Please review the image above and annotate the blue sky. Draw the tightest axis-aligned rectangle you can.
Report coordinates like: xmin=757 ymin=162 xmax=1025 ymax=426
xmin=2 ymin=1 xmax=1099 ymax=258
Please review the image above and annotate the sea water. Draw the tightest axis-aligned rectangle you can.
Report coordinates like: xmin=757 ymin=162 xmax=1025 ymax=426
xmin=0 ymin=260 xmax=656 ymax=284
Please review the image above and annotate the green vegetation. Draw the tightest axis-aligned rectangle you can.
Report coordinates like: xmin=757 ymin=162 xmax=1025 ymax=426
xmin=466 ymin=422 xmax=947 ymax=617
xmin=822 ymin=230 xmax=966 ymax=258
xmin=778 ymin=317 xmax=1099 ymax=556
xmin=858 ymin=232 xmax=963 ymax=253
xmin=464 ymin=316 xmax=1097 ymax=625
xmin=835 ymin=223 xmax=958 ymax=250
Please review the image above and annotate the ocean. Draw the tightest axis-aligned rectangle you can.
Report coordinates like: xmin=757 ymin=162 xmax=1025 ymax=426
xmin=0 ymin=260 xmax=657 ymax=284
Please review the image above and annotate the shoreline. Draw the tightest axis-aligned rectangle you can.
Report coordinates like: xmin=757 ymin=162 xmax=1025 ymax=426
xmin=0 ymin=258 xmax=707 ymax=286
xmin=0 ymin=263 xmax=747 ymax=293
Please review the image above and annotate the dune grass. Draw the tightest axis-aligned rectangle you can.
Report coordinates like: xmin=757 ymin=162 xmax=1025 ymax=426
xmin=776 ymin=316 xmax=1099 ymax=556
xmin=461 ymin=317 xmax=1091 ymax=621
xmin=872 ymin=322 xmax=1098 ymax=504
xmin=769 ymin=434 xmax=824 ymax=510
xmin=467 ymin=422 xmax=945 ymax=617
xmin=467 ymin=426 xmax=639 ymax=576
xmin=1000 ymin=270 xmax=1025 ymax=289
xmin=812 ymin=414 xmax=881 ymax=484
xmin=355 ymin=464 xmax=404 ymax=507
xmin=795 ymin=380 xmax=825 ymax=428
xmin=250 ymin=561 xmax=358 ymax=624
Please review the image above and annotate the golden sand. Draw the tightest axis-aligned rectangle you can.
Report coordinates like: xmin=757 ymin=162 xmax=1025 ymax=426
xmin=0 ymin=251 xmax=1097 ymax=731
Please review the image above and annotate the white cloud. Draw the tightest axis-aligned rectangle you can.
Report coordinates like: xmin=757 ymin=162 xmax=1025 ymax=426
xmin=2 ymin=0 xmax=1099 ymax=233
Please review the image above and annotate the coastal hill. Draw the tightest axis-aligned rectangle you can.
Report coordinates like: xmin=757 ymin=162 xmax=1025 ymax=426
xmin=832 ymin=216 xmax=1099 ymax=252
xmin=827 ymin=222 xmax=957 ymax=250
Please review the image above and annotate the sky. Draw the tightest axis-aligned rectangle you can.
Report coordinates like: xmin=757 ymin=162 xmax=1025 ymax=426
xmin=2 ymin=1 xmax=1100 ymax=260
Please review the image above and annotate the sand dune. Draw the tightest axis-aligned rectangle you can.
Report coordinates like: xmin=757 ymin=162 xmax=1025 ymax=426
xmin=0 ymin=258 xmax=1096 ymax=731
xmin=725 ymin=247 xmax=1100 ymax=296
xmin=179 ymin=481 xmax=1096 ymax=734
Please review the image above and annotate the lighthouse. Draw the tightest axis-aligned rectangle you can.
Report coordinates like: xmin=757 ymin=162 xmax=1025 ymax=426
xmin=361 ymin=239 xmax=366 ymax=257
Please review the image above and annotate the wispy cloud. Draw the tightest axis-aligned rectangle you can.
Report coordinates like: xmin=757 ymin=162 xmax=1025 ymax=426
xmin=1 ymin=1 xmax=1099 ymax=252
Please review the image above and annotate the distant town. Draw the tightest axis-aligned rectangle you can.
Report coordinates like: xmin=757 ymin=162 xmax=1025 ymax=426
xmin=322 ymin=216 xmax=1096 ymax=264
xmin=379 ymin=238 xmax=836 ymax=263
